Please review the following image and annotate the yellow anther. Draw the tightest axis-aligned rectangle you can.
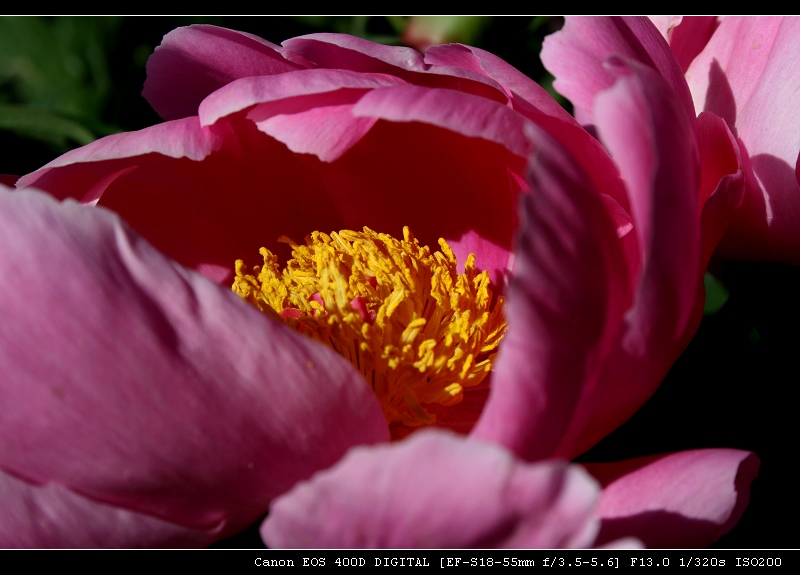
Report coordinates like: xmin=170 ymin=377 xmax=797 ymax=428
xmin=232 ymin=227 xmax=507 ymax=428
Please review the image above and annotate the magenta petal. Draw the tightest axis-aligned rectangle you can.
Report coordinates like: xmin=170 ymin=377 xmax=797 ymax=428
xmin=423 ymin=43 xmax=578 ymax=125
xmin=554 ymin=59 xmax=704 ymax=458
xmin=421 ymin=44 xmax=631 ymax=222
xmin=685 ymin=17 xmax=783 ymax=125
xmin=0 ymin=187 xmax=388 ymax=540
xmin=585 ymin=450 xmax=760 ymax=548
xmin=541 ymin=17 xmax=694 ymax=128
xmin=256 ymin=105 xmax=376 ymax=162
xmin=422 ymin=43 xmax=633 ymax=218
xmin=283 ymin=33 xmax=429 ymax=74
xmin=261 ymin=431 xmax=601 ymax=549
xmin=352 ymin=85 xmax=532 ymax=158
xmin=471 ymin=125 xmax=629 ymax=461
xmin=690 ymin=17 xmax=800 ymax=263
xmin=696 ymin=112 xmax=745 ymax=268
xmin=0 ymin=468 xmax=218 ymax=548
xmin=198 ymin=69 xmax=406 ymax=128
xmin=650 ymin=16 xmax=719 ymax=73
xmin=17 ymin=117 xmax=217 ymax=177
xmin=595 ymin=59 xmax=700 ymax=336
xmin=143 ymin=25 xmax=312 ymax=121
xmin=16 ymin=116 xmax=353 ymax=286
xmin=283 ymin=33 xmax=511 ymax=104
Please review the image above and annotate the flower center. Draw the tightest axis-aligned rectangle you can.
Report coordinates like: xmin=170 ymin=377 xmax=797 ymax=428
xmin=232 ymin=226 xmax=506 ymax=428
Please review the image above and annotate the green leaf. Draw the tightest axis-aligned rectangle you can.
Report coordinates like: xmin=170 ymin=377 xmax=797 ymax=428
xmin=703 ymin=272 xmax=730 ymax=315
xmin=0 ymin=17 xmax=121 ymax=121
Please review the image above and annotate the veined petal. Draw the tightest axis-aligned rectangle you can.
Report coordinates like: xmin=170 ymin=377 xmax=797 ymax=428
xmin=541 ymin=17 xmax=694 ymax=129
xmin=261 ymin=431 xmax=600 ymax=549
xmin=584 ymin=450 xmax=759 ymax=548
xmin=143 ymin=24 xmax=313 ymax=121
xmin=0 ymin=186 xmax=388 ymax=539
xmin=0 ymin=469 xmax=219 ymax=548
xmin=472 ymin=125 xmax=629 ymax=462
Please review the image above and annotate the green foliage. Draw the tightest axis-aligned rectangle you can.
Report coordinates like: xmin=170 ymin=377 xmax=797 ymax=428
xmin=0 ymin=16 xmax=122 ymax=152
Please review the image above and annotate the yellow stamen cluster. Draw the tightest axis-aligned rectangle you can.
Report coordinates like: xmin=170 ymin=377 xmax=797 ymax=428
xmin=232 ymin=227 xmax=506 ymax=427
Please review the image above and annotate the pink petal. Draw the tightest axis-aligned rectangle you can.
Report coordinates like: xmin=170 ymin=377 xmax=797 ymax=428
xmin=690 ymin=18 xmax=800 ymax=263
xmin=143 ymin=25 xmax=312 ymax=121
xmin=647 ymin=16 xmax=684 ymax=42
xmin=696 ymin=112 xmax=745 ymax=268
xmin=261 ymin=431 xmax=601 ymax=548
xmin=17 ymin=116 xmax=351 ymax=285
xmin=0 ymin=468 xmax=218 ymax=548
xmin=595 ymin=58 xmax=700 ymax=329
xmin=198 ymin=69 xmax=406 ymax=128
xmin=19 ymin=88 xmax=523 ymax=289
xmin=685 ymin=17 xmax=782 ymax=125
xmin=585 ymin=449 xmax=760 ymax=548
xmin=255 ymin=104 xmax=376 ymax=163
xmin=0 ymin=186 xmax=388 ymax=541
xmin=423 ymin=43 xmax=634 ymax=222
xmin=471 ymin=124 xmax=630 ymax=462
xmin=17 ymin=117 xmax=218 ymax=171
xmin=283 ymin=33 xmax=430 ymax=74
xmin=283 ymin=33 xmax=511 ymax=104
xmin=351 ymin=85 xmax=532 ymax=158
xmin=650 ymin=16 xmax=719 ymax=73
xmin=541 ymin=17 xmax=694 ymax=128
xmin=420 ymin=44 xmax=632 ymax=225
xmin=555 ymin=59 xmax=704 ymax=457
xmin=423 ymin=43 xmax=579 ymax=125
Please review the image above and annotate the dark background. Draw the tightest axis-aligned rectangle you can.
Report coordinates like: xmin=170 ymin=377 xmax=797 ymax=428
xmin=1 ymin=16 xmax=795 ymax=549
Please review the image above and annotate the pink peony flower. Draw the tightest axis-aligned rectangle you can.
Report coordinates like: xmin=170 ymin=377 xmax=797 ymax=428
xmin=3 ymin=25 xmax=756 ymax=548
xmin=544 ymin=16 xmax=800 ymax=263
